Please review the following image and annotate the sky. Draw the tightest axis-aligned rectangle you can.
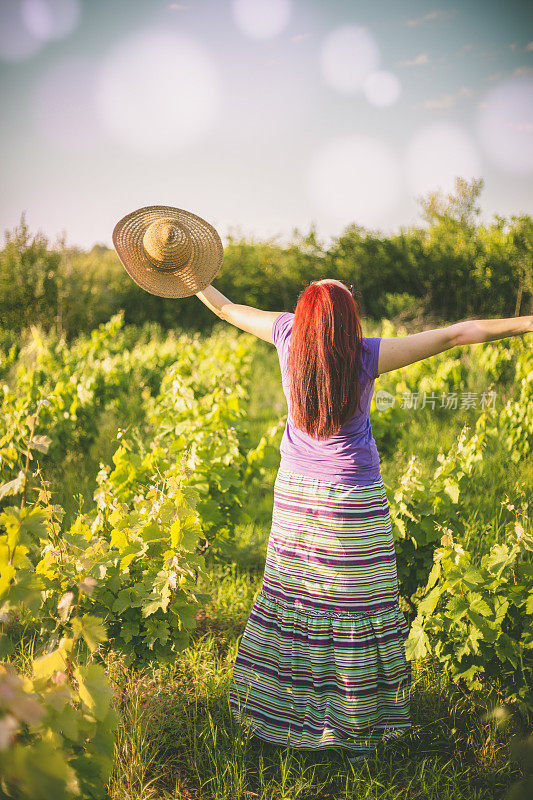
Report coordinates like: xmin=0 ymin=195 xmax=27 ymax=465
xmin=0 ymin=0 xmax=532 ymax=250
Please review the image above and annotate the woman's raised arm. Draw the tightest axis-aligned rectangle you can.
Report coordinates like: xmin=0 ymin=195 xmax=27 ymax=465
xmin=196 ymin=284 xmax=283 ymax=344
xmin=377 ymin=315 xmax=532 ymax=376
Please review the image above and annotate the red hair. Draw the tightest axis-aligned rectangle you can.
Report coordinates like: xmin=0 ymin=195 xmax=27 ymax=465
xmin=288 ymin=281 xmax=365 ymax=439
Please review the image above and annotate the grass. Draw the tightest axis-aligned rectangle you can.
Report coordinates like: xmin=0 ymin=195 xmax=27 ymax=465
xmin=104 ymin=564 xmax=527 ymax=800
xmin=7 ymin=561 xmax=529 ymax=800
xmin=6 ymin=325 xmax=532 ymax=798
xmin=101 ymin=332 xmax=532 ymax=799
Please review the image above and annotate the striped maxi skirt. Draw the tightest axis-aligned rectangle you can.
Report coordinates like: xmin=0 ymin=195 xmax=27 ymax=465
xmin=229 ymin=468 xmax=412 ymax=754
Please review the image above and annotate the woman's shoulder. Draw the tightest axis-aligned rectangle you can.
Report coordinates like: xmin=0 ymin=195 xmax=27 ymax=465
xmin=272 ymin=312 xmax=295 ymax=350
xmin=360 ymin=336 xmax=381 ymax=381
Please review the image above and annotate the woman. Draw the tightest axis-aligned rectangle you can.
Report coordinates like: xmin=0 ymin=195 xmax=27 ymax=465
xmin=196 ymin=279 xmax=532 ymax=759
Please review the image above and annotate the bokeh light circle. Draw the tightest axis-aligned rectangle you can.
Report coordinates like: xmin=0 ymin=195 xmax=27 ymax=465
xmin=477 ymin=77 xmax=533 ymax=174
xmin=405 ymin=122 xmax=481 ymax=197
xmin=232 ymin=0 xmax=291 ymax=40
xmin=320 ymin=26 xmax=380 ymax=95
xmin=21 ymin=0 xmax=81 ymax=42
xmin=96 ymin=30 xmax=219 ymax=155
xmin=308 ymin=135 xmax=400 ymax=229
xmin=363 ymin=71 xmax=401 ymax=107
xmin=0 ymin=0 xmax=42 ymax=61
xmin=33 ymin=57 xmax=100 ymax=149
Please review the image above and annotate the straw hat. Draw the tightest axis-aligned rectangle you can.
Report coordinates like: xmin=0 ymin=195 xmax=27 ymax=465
xmin=112 ymin=205 xmax=224 ymax=298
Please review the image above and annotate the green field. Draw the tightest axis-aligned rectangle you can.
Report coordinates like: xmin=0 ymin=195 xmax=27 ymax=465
xmin=0 ymin=314 xmax=532 ymax=800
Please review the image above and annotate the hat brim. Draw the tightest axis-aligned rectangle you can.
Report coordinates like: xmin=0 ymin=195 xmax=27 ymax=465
xmin=112 ymin=205 xmax=224 ymax=298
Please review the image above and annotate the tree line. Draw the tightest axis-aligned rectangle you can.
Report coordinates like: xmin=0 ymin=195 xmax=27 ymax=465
xmin=1 ymin=179 xmax=531 ymax=343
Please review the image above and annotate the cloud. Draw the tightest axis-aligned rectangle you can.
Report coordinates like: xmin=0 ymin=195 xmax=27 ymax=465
xmin=512 ymin=66 xmax=533 ymax=77
xmin=486 ymin=72 xmax=503 ymax=82
xmin=526 ymin=41 xmax=533 ymax=51
xmin=398 ymin=52 xmax=430 ymax=67
xmin=417 ymin=87 xmax=472 ymax=110
xmin=291 ymin=33 xmax=309 ymax=43
xmin=505 ymin=121 xmax=533 ymax=134
xmin=168 ymin=3 xmax=189 ymax=9
xmin=406 ymin=9 xmax=453 ymax=26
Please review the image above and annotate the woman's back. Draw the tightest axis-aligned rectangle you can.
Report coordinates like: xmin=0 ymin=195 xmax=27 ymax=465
xmin=273 ymin=311 xmax=382 ymax=485
xmin=231 ymin=310 xmax=411 ymax=752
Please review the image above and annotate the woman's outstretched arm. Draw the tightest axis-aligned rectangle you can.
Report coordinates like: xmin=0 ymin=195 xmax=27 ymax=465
xmin=377 ymin=315 xmax=532 ymax=376
xmin=196 ymin=284 xmax=283 ymax=344
xmin=448 ymin=316 xmax=533 ymax=345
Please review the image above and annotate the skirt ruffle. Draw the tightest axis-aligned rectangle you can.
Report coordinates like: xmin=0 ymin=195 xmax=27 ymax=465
xmin=229 ymin=469 xmax=412 ymax=753
xmin=229 ymin=588 xmax=411 ymax=752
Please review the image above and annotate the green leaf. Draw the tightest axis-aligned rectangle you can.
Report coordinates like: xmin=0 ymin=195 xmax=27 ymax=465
xmin=444 ymin=480 xmax=459 ymax=503
xmin=393 ymin=517 xmax=406 ymax=539
xmin=182 ymin=485 xmax=201 ymax=507
xmin=461 ymin=566 xmax=485 ymax=590
xmin=90 ymin=705 xmax=119 ymax=759
xmin=172 ymin=601 xmax=198 ymax=631
xmin=142 ymin=593 xmax=168 ymax=617
xmin=143 ymin=617 xmax=170 ymax=649
xmin=75 ymin=663 xmax=113 ymax=721
xmin=154 ymin=641 xmax=177 ymax=664
xmin=468 ymin=595 xmax=492 ymax=617
xmin=55 ymin=703 xmax=80 ymax=742
xmin=404 ymin=619 xmax=429 ymax=661
xmin=120 ymin=619 xmax=139 ymax=644
xmin=453 ymin=664 xmax=484 ymax=690
xmin=426 ymin=561 xmax=441 ymax=590
xmin=418 ymin=585 xmax=442 ymax=616
xmin=485 ymin=544 xmax=514 ymax=578
xmin=467 ymin=610 xmax=497 ymax=641
xmin=33 ymin=644 xmax=69 ymax=681
xmin=8 ymin=571 xmax=44 ymax=614
xmin=110 ymin=527 xmax=129 ymax=549
xmin=140 ymin=523 xmax=167 ymax=543
xmin=495 ymin=633 xmax=518 ymax=667
xmin=158 ymin=501 xmax=176 ymax=525
xmin=119 ymin=542 xmax=148 ymax=571
xmin=0 ymin=563 xmax=16 ymax=599
xmin=72 ymin=614 xmax=107 ymax=653
xmin=170 ymin=519 xmax=199 ymax=552
xmin=9 ymin=739 xmax=80 ymax=799
xmin=112 ymin=588 xmax=142 ymax=615
xmin=446 ymin=595 xmax=469 ymax=622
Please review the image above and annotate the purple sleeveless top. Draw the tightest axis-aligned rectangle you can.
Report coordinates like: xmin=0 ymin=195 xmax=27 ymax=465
xmin=272 ymin=312 xmax=382 ymax=486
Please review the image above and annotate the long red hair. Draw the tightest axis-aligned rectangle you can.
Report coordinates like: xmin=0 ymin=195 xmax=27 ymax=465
xmin=288 ymin=281 xmax=365 ymax=439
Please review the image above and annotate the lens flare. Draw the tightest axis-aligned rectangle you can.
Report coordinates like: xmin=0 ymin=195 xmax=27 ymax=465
xmin=33 ymin=57 xmax=100 ymax=149
xmin=477 ymin=77 xmax=533 ymax=174
xmin=406 ymin=122 xmax=481 ymax=197
xmin=21 ymin=0 xmax=80 ymax=42
xmin=232 ymin=0 xmax=291 ymax=40
xmin=308 ymin=135 xmax=400 ymax=229
xmin=0 ymin=0 xmax=41 ymax=61
xmin=96 ymin=30 xmax=219 ymax=155
xmin=320 ymin=26 xmax=380 ymax=95
xmin=363 ymin=71 xmax=401 ymax=107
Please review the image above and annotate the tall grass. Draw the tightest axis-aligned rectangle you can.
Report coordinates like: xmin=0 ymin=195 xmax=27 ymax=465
xmin=6 ymin=327 xmax=531 ymax=798
xmin=104 ymin=564 xmax=526 ymax=800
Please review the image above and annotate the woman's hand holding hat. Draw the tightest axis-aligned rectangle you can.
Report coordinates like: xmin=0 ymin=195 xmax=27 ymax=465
xmin=113 ymin=206 xmax=223 ymax=298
